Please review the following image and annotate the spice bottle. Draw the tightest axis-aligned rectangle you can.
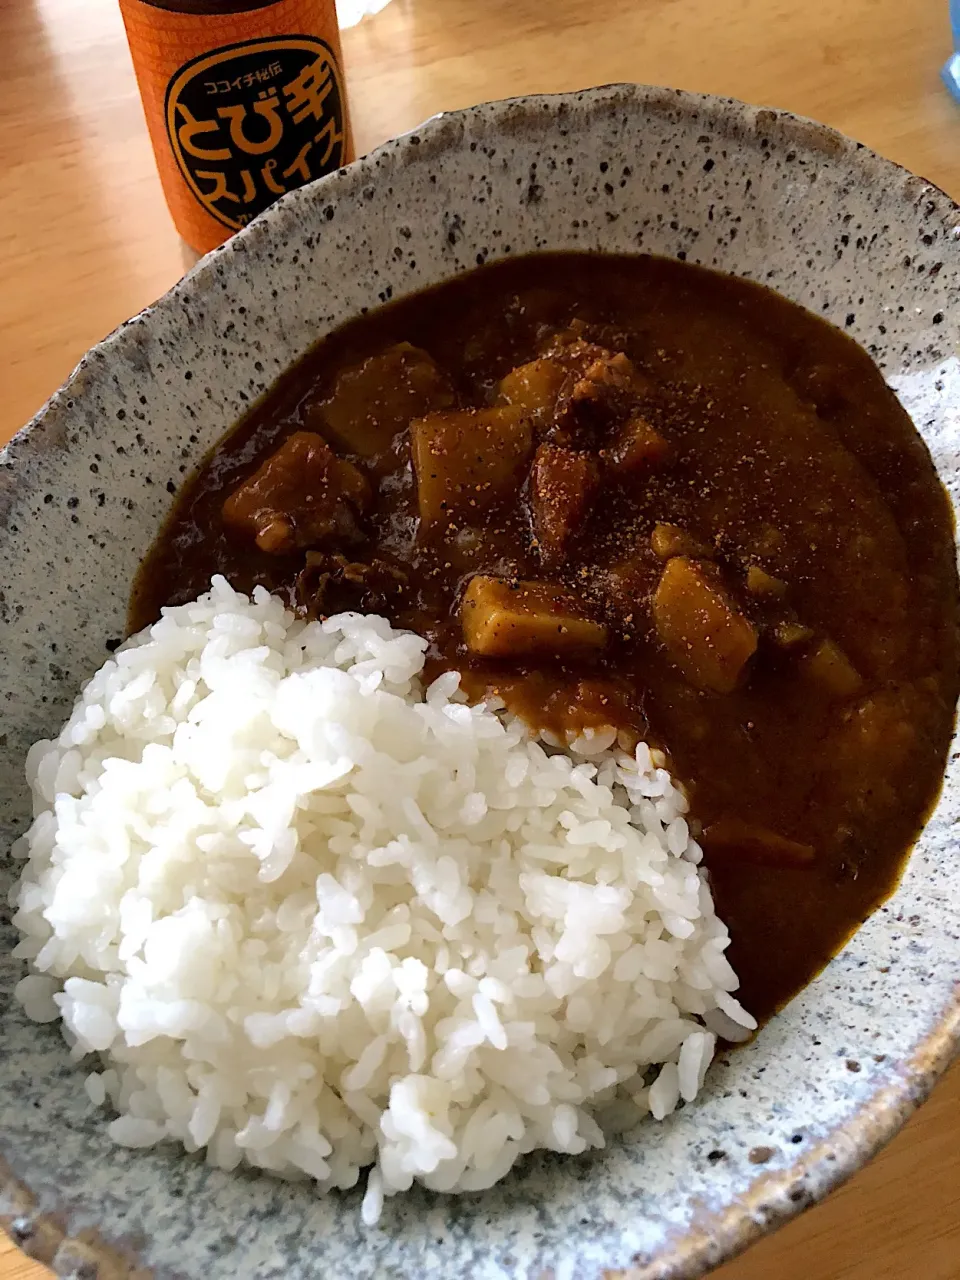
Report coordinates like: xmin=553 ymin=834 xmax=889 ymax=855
xmin=120 ymin=0 xmax=352 ymax=255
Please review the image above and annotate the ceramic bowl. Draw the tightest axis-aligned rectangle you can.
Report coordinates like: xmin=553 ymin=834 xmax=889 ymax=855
xmin=1 ymin=85 xmax=958 ymax=1280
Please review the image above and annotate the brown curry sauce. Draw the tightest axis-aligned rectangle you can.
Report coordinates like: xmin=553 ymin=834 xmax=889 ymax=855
xmin=131 ymin=253 xmax=960 ymax=1023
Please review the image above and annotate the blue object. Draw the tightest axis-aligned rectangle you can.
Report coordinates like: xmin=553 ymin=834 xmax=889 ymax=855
xmin=944 ymin=0 xmax=960 ymax=100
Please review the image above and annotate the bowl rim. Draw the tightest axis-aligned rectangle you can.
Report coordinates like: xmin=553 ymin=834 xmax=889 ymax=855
xmin=2 ymin=81 xmax=959 ymax=1280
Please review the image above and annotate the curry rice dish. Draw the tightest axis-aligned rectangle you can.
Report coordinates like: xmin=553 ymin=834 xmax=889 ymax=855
xmin=10 ymin=251 xmax=957 ymax=1218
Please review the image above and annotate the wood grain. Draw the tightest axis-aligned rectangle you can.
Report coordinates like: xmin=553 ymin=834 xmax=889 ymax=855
xmin=1 ymin=0 xmax=958 ymax=1276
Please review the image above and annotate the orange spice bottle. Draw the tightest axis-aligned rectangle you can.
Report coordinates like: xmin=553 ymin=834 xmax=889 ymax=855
xmin=119 ymin=0 xmax=353 ymax=255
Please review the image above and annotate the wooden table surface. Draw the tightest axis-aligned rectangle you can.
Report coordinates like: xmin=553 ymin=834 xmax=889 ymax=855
xmin=1 ymin=0 xmax=959 ymax=1276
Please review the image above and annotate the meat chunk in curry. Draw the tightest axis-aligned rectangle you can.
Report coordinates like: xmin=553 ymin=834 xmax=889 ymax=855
xmin=131 ymin=252 xmax=959 ymax=1022
xmin=222 ymin=431 xmax=369 ymax=554
xmin=530 ymin=443 xmax=599 ymax=564
xmin=296 ymin=551 xmax=408 ymax=618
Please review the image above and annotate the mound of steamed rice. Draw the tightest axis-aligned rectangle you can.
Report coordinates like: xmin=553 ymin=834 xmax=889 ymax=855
xmin=10 ymin=577 xmax=754 ymax=1221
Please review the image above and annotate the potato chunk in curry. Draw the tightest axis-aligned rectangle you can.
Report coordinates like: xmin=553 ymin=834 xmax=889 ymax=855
xmin=650 ymin=523 xmax=712 ymax=561
xmin=462 ymin=575 xmax=607 ymax=658
xmin=496 ymin=357 xmax=567 ymax=426
xmin=798 ymin=637 xmax=863 ymax=700
xmin=410 ymin=406 xmax=532 ymax=532
xmin=652 ymin=556 xmax=758 ymax=694
xmin=608 ymin=416 xmax=670 ymax=472
xmin=315 ymin=342 xmax=454 ymax=463
xmin=222 ymin=431 xmax=369 ymax=555
xmin=745 ymin=565 xmax=787 ymax=599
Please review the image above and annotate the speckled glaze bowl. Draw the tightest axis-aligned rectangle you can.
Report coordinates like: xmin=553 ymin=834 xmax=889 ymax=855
xmin=1 ymin=85 xmax=959 ymax=1280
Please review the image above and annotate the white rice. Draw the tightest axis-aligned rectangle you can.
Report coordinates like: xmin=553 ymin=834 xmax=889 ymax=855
xmin=9 ymin=576 xmax=754 ymax=1218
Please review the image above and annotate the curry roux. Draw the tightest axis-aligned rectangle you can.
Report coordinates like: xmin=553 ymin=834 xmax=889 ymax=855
xmin=131 ymin=253 xmax=960 ymax=1022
